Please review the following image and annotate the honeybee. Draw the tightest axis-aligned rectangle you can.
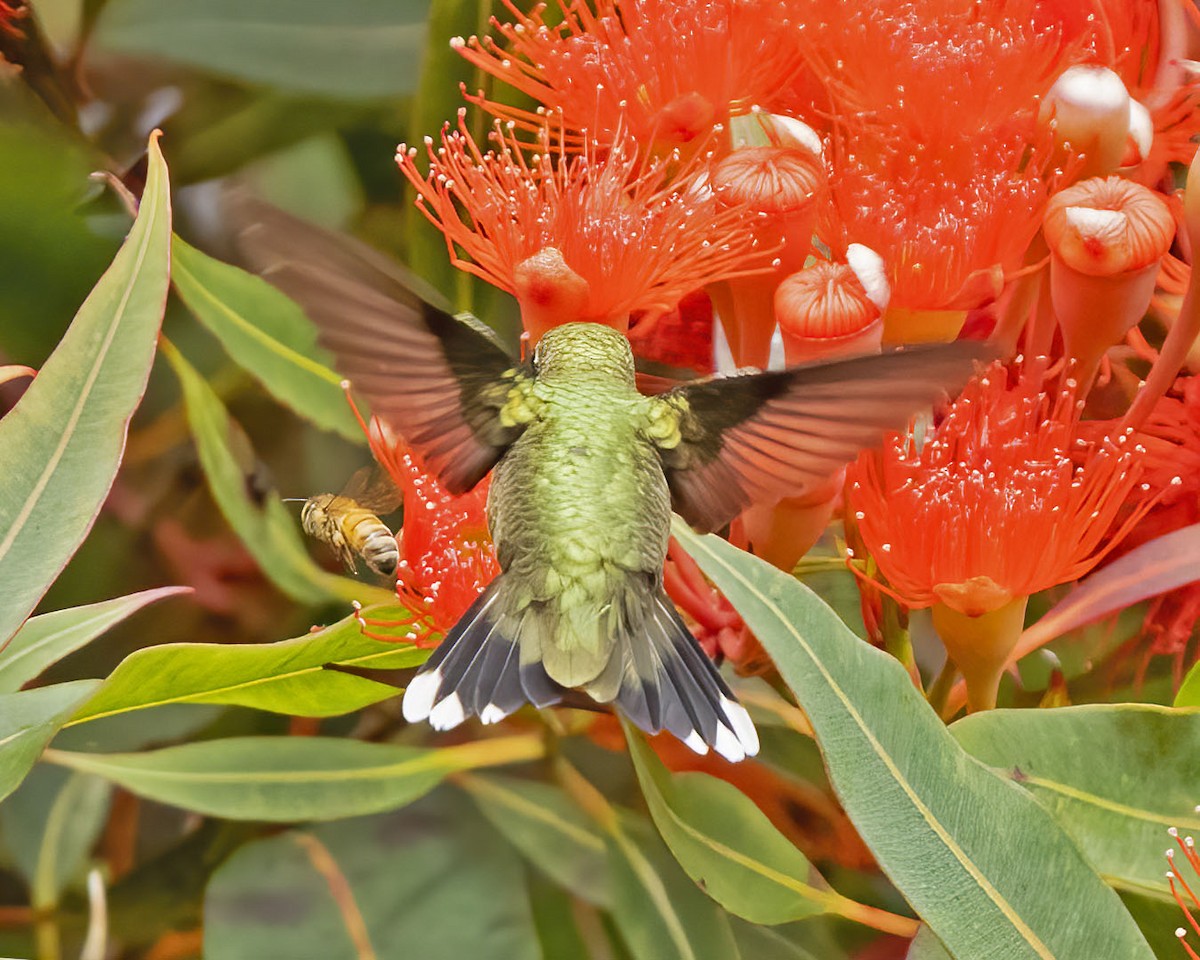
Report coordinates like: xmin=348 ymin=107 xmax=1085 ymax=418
xmin=300 ymin=466 xmax=402 ymax=578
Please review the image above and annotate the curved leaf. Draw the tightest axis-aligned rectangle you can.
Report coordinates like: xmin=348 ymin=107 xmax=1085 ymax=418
xmin=625 ymin=726 xmax=837 ymax=926
xmin=171 ymin=237 xmax=362 ymax=441
xmin=45 ymin=734 xmax=543 ymax=821
xmin=673 ymin=521 xmax=1154 ymax=960
xmin=1004 ymin=523 xmax=1199 ymax=679
xmin=460 ymin=773 xmax=610 ymax=907
xmin=907 ymin=926 xmax=954 ymax=960
xmin=607 ymin=812 xmax=740 ymax=960
xmin=952 ymin=705 xmax=1200 ymax=901
xmin=0 ymin=587 xmax=191 ymax=693
xmin=160 ymin=338 xmax=391 ymax=607
xmin=0 ymin=681 xmax=100 ymax=803
xmin=70 ymin=603 xmax=424 ymax=724
xmin=92 ymin=0 xmax=431 ymax=99
xmin=205 ymin=790 xmax=540 ymax=960
xmin=0 ymin=132 xmax=171 ymax=644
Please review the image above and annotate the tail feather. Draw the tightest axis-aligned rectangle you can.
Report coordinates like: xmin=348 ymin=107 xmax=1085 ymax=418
xmin=608 ymin=592 xmax=758 ymax=762
xmin=401 ymin=579 xmax=566 ymax=729
xmin=401 ymin=577 xmax=759 ymax=763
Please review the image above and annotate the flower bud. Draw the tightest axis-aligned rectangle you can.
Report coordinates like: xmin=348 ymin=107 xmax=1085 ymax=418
xmin=1040 ymin=65 xmax=1132 ymax=179
xmin=709 ymin=142 xmax=825 ymax=367
xmin=514 ymin=247 xmax=599 ymax=343
xmin=1044 ymin=177 xmax=1174 ymax=383
xmin=775 ymin=247 xmax=886 ymax=364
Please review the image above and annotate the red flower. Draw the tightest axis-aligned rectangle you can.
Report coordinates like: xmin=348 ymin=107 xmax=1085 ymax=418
xmin=397 ymin=114 xmax=767 ymax=341
xmin=453 ymin=0 xmax=803 ymax=152
xmin=366 ymin=417 xmax=499 ymax=640
xmin=846 ymin=363 xmax=1151 ymax=614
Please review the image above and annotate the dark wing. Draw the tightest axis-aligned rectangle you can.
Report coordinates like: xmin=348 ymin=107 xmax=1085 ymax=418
xmin=656 ymin=342 xmax=991 ymax=533
xmin=235 ymin=197 xmax=528 ymax=494
xmin=339 ymin=465 xmax=402 ymax=515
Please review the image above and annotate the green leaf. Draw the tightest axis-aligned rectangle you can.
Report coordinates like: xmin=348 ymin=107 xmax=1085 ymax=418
xmin=906 ymin=926 xmax=955 ymax=960
xmin=160 ymin=338 xmax=391 ymax=607
xmin=204 ymin=789 xmax=540 ymax=960
xmin=92 ymin=0 xmax=431 ymax=100
xmin=46 ymin=735 xmax=544 ymax=821
xmin=606 ymin=812 xmax=740 ymax=960
xmin=461 ymin=773 xmax=611 ymax=907
xmin=0 ymin=681 xmax=100 ymax=803
xmin=171 ymin=237 xmax=362 ymax=441
xmin=625 ymin=725 xmax=832 ymax=925
xmin=951 ymin=705 xmax=1200 ymax=901
xmin=30 ymin=772 xmax=112 ymax=910
xmin=0 ymin=131 xmax=170 ymax=644
xmin=0 ymin=587 xmax=190 ymax=693
xmin=673 ymin=522 xmax=1154 ymax=960
xmin=69 ymin=604 xmax=425 ymax=724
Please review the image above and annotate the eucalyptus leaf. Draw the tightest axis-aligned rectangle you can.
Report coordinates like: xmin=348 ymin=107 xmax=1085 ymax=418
xmin=92 ymin=0 xmax=431 ymax=99
xmin=952 ymin=704 xmax=1200 ymax=901
xmin=607 ymin=813 xmax=740 ymax=960
xmin=0 ymin=681 xmax=100 ymax=803
xmin=160 ymin=338 xmax=391 ymax=607
xmin=461 ymin=772 xmax=610 ymax=907
xmin=45 ymin=734 xmax=543 ymax=821
xmin=674 ymin=522 xmax=1154 ymax=960
xmin=204 ymin=789 xmax=541 ymax=959
xmin=171 ymin=237 xmax=362 ymax=441
xmin=69 ymin=603 xmax=424 ymax=724
xmin=0 ymin=132 xmax=170 ymax=644
xmin=0 ymin=587 xmax=190 ymax=693
xmin=625 ymin=725 xmax=833 ymax=925
xmin=907 ymin=926 xmax=955 ymax=960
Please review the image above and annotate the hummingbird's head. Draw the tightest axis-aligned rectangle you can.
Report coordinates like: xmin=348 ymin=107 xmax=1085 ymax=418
xmin=532 ymin=322 xmax=635 ymax=385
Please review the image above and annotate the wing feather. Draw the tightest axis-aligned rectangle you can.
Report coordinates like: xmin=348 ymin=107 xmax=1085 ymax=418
xmin=235 ymin=198 xmax=528 ymax=494
xmin=657 ymin=342 xmax=991 ymax=532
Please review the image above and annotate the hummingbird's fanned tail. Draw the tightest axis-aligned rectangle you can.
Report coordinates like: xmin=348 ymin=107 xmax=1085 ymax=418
xmin=401 ymin=578 xmax=566 ymax=731
xmin=604 ymin=591 xmax=759 ymax=763
xmin=402 ymin=576 xmax=759 ymax=763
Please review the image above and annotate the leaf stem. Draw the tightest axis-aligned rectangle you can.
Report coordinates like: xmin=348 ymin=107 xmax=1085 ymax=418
xmin=823 ymin=891 xmax=920 ymax=938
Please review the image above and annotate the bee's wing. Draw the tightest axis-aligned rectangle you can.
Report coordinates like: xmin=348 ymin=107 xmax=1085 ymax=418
xmin=655 ymin=342 xmax=991 ymax=533
xmin=236 ymin=197 xmax=529 ymax=495
xmin=339 ymin=465 xmax=402 ymax=515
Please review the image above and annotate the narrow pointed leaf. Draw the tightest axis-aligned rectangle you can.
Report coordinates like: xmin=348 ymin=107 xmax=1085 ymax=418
xmin=461 ymin=773 xmax=610 ymax=907
xmin=607 ymin=813 xmax=740 ymax=960
xmin=0 ymin=132 xmax=170 ymax=644
xmin=45 ymin=734 xmax=543 ymax=820
xmin=1013 ymin=523 xmax=1200 ymax=669
xmin=70 ymin=603 xmax=424 ymax=724
xmin=170 ymin=237 xmax=362 ymax=441
xmin=0 ymin=587 xmax=191 ymax=693
xmin=673 ymin=522 xmax=1154 ymax=960
xmin=625 ymin=725 xmax=836 ymax=926
xmin=952 ymin=705 xmax=1200 ymax=901
xmin=160 ymin=338 xmax=391 ymax=607
xmin=0 ymin=681 xmax=100 ymax=803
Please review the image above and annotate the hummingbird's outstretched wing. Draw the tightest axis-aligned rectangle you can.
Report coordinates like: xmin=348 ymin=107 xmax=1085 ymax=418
xmin=654 ymin=342 xmax=990 ymax=533
xmin=236 ymin=198 xmax=531 ymax=494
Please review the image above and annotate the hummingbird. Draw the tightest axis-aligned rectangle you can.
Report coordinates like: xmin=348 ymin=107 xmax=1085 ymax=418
xmin=240 ymin=201 xmax=987 ymax=762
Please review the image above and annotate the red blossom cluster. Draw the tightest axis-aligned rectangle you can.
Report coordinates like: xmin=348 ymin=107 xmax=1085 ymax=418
xmin=381 ymin=0 xmax=1200 ymax=697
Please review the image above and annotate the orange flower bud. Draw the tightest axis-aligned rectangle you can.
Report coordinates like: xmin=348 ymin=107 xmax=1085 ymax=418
xmin=1044 ymin=176 xmax=1174 ymax=383
xmin=708 ymin=143 xmax=825 ymax=367
xmin=774 ymin=247 xmax=886 ymax=364
xmin=514 ymin=247 xmax=597 ymax=344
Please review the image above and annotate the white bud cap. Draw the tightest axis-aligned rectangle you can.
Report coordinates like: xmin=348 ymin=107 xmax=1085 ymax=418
xmin=846 ymin=243 xmax=890 ymax=312
xmin=1042 ymin=65 xmax=1131 ymax=175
